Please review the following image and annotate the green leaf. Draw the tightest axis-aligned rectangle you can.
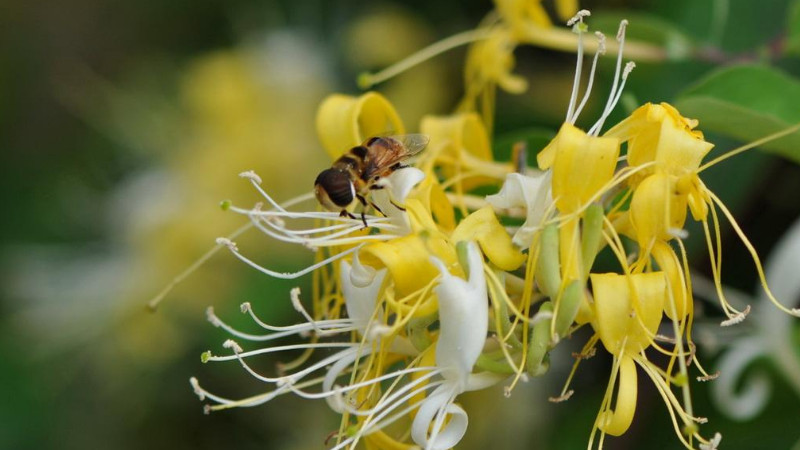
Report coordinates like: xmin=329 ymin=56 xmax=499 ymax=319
xmin=674 ymin=64 xmax=800 ymax=163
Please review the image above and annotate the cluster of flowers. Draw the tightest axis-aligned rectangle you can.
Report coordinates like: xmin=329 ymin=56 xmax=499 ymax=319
xmin=189 ymin=5 xmax=799 ymax=449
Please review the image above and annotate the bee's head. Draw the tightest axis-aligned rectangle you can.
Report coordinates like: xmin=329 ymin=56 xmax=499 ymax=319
xmin=314 ymin=168 xmax=355 ymax=211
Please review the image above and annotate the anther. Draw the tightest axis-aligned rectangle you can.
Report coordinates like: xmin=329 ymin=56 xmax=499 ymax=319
xmin=622 ymin=61 xmax=636 ymax=79
xmin=699 ymin=433 xmax=722 ymax=450
xmin=189 ymin=377 xmax=205 ymax=400
xmin=720 ymin=305 xmax=750 ymax=326
xmin=616 ymin=19 xmax=629 ymax=41
xmin=567 ymin=9 xmax=591 ymax=27
xmin=669 ymin=227 xmax=689 ymax=239
xmin=548 ymin=390 xmax=574 ymax=403
xmin=240 ymin=302 xmax=251 ymax=313
xmin=595 ymin=32 xmax=607 ymax=55
xmin=223 ymin=339 xmax=244 ymax=354
xmin=206 ymin=306 xmax=222 ymax=327
xmin=215 ymin=237 xmax=238 ymax=251
xmin=697 ymin=371 xmax=720 ymax=382
xmin=239 ymin=170 xmax=262 ymax=185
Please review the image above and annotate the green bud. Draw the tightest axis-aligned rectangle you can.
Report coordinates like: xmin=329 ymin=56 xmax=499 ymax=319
xmin=219 ymin=199 xmax=232 ymax=211
xmin=527 ymin=301 xmax=553 ymax=377
xmin=201 ymin=351 xmax=211 ymax=363
xmin=554 ymin=280 xmax=583 ymax=339
xmin=535 ymin=224 xmax=561 ymax=297
xmin=580 ymin=203 xmax=604 ymax=280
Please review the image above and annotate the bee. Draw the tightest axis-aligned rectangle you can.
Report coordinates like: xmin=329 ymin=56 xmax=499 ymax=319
xmin=314 ymin=134 xmax=429 ymax=227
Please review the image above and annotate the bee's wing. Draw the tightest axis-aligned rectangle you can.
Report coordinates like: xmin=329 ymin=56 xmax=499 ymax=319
xmin=391 ymin=134 xmax=430 ymax=157
xmin=361 ymin=134 xmax=430 ymax=181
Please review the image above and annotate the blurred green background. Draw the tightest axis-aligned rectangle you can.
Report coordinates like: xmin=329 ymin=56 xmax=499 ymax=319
xmin=2 ymin=0 xmax=800 ymax=449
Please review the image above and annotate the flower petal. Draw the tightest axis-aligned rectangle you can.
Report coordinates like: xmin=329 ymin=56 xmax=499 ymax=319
xmin=430 ymin=241 xmax=488 ymax=387
xmin=371 ymin=167 xmax=426 ymax=232
xmin=316 ymin=92 xmax=405 ymax=159
xmin=411 ymin=384 xmax=467 ymax=450
xmin=340 ymin=260 xmax=387 ymax=336
xmin=486 ymin=171 xmax=553 ymax=249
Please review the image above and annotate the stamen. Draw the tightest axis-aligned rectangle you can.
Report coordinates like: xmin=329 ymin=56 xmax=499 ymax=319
xmin=219 ymin=237 xmax=360 ymax=279
xmin=565 ymin=11 xmax=589 ymax=122
xmin=239 ymin=170 xmax=262 ymax=185
xmin=240 ymin=302 xmax=352 ymax=333
xmin=699 ymin=433 xmax=722 ymax=450
xmin=720 ymin=305 xmax=750 ymax=326
xmin=697 ymin=372 xmax=720 ymax=382
xmin=571 ymin=32 xmax=607 ymax=123
xmin=588 ymin=20 xmax=630 ymax=136
xmin=290 ymin=287 xmax=321 ymax=334
xmin=548 ymin=390 xmax=574 ymax=402
xmin=566 ymin=9 xmax=591 ymax=27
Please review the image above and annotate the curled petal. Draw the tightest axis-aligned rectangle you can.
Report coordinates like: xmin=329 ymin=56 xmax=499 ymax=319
xmin=450 ymin=206 xmax=525 ymax=270
xmin=599 ymin=355 xmax=638 ymax=436
xmin=411 ymin=384 xmax=467 ymax=450
xmin=316 ymin=92 xmax=405 ymax=159
xmin=486 ymin=171 xmax=553 ymax=249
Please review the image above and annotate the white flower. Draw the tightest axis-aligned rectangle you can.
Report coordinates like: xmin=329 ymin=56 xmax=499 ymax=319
xmin=411 ymin=241 xmax=503 ymax=449
xmin=486 ymin=171 xmax=553 ymax=249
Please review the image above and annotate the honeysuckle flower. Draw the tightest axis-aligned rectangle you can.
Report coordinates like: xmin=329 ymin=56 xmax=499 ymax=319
xmin=329 ymin=242 xmax=504 ymax=450
xmin=607 ymin=101 xmax=800 ymax=321
xmin=185 ymin=6 xmax=800 ymax=450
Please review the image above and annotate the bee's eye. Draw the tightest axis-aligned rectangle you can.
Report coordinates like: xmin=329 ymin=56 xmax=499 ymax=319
xmin=315 ymin=169 xmax=354 ymax=207
xmin=366 ymin=137 xmax=382 ymax=146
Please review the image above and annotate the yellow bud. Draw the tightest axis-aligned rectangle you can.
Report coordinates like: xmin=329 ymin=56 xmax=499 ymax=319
xmin=315 ymin=92 xmax=405 ymax=159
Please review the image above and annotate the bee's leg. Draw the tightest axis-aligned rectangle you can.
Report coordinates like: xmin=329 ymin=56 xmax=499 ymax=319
xmin=390 ymin=162 xmax=408 ymax=170
xmin=389 ymin=199 xmax=406 ymax=212
xmin=369 ymin=184 xmax=406 ymax=212
xmin=368 ymin=201 xmax=385 ymax=217
xmin=355 ymin=194 xmax=370 ymax=228
xmin=340 ymin=210 xmax=358 ymax=221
